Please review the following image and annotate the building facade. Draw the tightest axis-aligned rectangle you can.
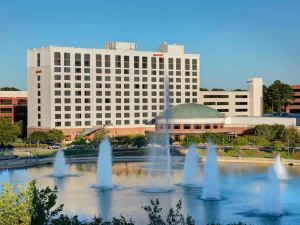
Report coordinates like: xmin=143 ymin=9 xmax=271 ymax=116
xmin=199 ymin=78 xmax=263 ymax=117
xmin=286 ymin=85 xmax=300 ymax=113
xmin=27 ymin=42 xmax=200 ymax=140
xmin=0 ymin=91 xmax=28 ymax=136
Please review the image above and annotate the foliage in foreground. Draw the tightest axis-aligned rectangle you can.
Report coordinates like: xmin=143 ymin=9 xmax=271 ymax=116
xmin=0 ymin=181 xmax=251 ymax=225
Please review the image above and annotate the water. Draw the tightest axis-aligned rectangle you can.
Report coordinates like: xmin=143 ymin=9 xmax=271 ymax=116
xmin=53 ymin=150 xmax=68 ymax=177
xmin=5 ymin=162 xmax=300 ymax=225
xmin=261 ymin=167 xmax=282 ymax=215
xmin=202 ymin=144 xmax=220 ymax=200
xmin=96 ymin=138 xmax=113 ymax=188
xmin=274 ymin=154 xmax=288 ymax=180
xmin=182 ymin=145 xmax=201 ymax=187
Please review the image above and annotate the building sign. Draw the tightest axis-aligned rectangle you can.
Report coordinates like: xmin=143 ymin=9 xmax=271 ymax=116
xmin=153 ymin=53 xmax=163 ymax=57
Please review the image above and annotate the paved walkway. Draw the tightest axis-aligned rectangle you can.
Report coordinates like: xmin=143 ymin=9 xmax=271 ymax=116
xmin=1 ymin=155 xmax=299 ymax=170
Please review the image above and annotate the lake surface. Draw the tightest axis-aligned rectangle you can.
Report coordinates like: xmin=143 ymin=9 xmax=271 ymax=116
xmin=4 ymin=161 xmax=300 ymax=225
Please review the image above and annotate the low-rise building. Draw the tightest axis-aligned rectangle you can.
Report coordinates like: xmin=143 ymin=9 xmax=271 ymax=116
xmin=199 ymin=78 xmax=263 ymax=117
xmin=155 ymin=103 xmax=297 ymax=139
xmin=286 ymin=85 xmax=300 ymax=113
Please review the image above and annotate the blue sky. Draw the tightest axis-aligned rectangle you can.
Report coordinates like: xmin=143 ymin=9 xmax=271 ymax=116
xmin=0 ymin=0 xmax=300 ymax=90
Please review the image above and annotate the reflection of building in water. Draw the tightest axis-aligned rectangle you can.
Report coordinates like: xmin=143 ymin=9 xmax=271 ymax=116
xmin=112 ymin=163 xmax=145 ymax=176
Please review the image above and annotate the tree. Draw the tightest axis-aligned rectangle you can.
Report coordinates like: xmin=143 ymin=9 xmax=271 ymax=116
xmin=199 ymin=87 xmax=209 ymax=91
xmin=0 ymin=183 xmax=31 ymax=225
xmin=0 ymin=87 xmax=20 ymax=91
xmin=47 ymin=129 xmax=64 ymax=143
xmin=211 ymin=88 xmax=225 ymax=91
xmin=29 ymin=180 xmax=64 ymax=225
xmin=232 ymin=89 xmax=247 ymax=91
xmin=30 ymin=131 xmax=48 ymax=145
xmin=130 ymin=135 xmax=146 ymax=149
xmin=0 ymin=118 xmax=21 ymax=146
xmin=234 ymin=136 xmax=248 ymax=146
xmin=263 ymin=80 xmax=294 ymax=113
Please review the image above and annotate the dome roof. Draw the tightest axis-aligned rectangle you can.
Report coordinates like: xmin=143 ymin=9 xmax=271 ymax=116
xmin=159 ymin=103 xmax=224 ymax=119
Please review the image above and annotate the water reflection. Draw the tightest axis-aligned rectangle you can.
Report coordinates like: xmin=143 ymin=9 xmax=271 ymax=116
xmin=96 ymin=189 xmax=112 ymax=222
xmin=182 ymin=188 xmax=201 ymax=224
xmin=202 ymin=198 xmax=220 ymax=224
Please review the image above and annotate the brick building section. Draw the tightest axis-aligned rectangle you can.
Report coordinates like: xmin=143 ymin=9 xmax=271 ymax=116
xmin=0 ymin=91 xmax=28 ymax=135
xmin=286 ymin=85 xmax=300 ymax=113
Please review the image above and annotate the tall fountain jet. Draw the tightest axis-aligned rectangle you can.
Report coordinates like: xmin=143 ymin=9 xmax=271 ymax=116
xmin=274 ymin=154 xmax=287 ymax=180
xmin=53 ymin=150 xmax=68 ymax=177
xmin=96 ymin=138 xmax=113 ymax=188
xmin=261 ymin=167 xmax=282 ymax=215
xmin=182 ymin=145 xmax=201 ymax=187
xmin=202 ymin=143 xmax=220 ymax=200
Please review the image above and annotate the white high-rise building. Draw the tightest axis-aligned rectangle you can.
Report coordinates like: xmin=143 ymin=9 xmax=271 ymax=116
xmin=27 ymin=42 xmax=200 ymax=140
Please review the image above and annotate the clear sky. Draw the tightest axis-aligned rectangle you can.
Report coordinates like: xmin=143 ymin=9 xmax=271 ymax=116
xmin=0 ymin=0 xmax=300 ymax=90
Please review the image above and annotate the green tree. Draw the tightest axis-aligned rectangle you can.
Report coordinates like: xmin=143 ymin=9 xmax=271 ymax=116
xmin=0 ymin=118 xmax=21 ymax=146
xmin=234 ymin=136 xmax=248 ymax=146
xmin=30 ymin=131 xmax=48 ymax=145
xmin=0 ymin=87 xmax=20 ymax=91
xmin=263 ymin=80 xmax=294 ymax=113
xmin=211 ymin=88 xmax=225 ymax=91
xmin=0 ymin=183 xmax=31 ymax=225
xmin=199 ymin=87 xmax=209 ymax=91
xmin=130 ymin=135 xmax=146 ymax=149
xmin=29 ymin=180 xmax=64 ymax=225
xmin=47 ymin=129 xmax=64 ymax=143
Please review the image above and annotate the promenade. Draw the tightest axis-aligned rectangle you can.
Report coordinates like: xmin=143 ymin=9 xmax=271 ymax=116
xmin=1 ymin=155 xmax=299 ymax=170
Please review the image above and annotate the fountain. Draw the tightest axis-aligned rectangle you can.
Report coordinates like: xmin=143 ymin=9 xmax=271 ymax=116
xmin=95 ymin=138 xmax=113 ymax=189
xmin=53 ymin=150 xmax=68 ymax=177
xmin=261 ymin=167 xmax=282 ymax=215
xmin=274 ymin=154 xmax=287 ymax=180
xmin=182 ymin=145 xmax=201 ymax=187
xmin=142 ymin=77 xmax=172 ymax=193
xmin=201 ymin=143 xmax=220 ymax=200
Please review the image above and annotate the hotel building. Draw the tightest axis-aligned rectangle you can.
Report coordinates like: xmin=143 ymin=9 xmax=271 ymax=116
xmin=286 ymin=85 xmax=300 ymax=114
xmin=199 ymin=78 xmax=263 ymax=117
xmin=27 ymin=42 xmax=200 ymax=140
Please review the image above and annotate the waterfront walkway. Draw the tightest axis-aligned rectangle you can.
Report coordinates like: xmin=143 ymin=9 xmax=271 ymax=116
xmin=1 ymin=155 xmax=300 ymax=170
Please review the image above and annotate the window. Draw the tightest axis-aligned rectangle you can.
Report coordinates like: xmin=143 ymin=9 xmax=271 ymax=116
xmin=115 ymin=55 xmax=121 ymax=68
xmin=134 ymin=56 xmax=139 ymax=68
xmin=84 ymin=54 xmax=90 ymax=67
xmin=217 ymin=109 xmax=229 ymax=112
xmin=192 ymin=59 xmax=197 ymax=70
xmin=168 ymin=58 xmax=173 ymax=70
xmin=124 ymin=55 xmax=129 ymax=68
xmin=151 ymin=57 xmax=156 ymax=69
xmin=235 ymin=95 xmax=248 ymax=98
xmin=176 ymin=58 xmax=181 ymax=70
xmin=96 ymin=54 xmax=102 ymax=67
xmin=37 ymin=53 xmax=41 ymax=67
xmin=194 ymin=124 xmax=201 ymax=129
xmin=54 ymin=52 xmax=61 ymax=65
xmin=204 ymin=95 xmax=229 ymax=98
xmin=105 ymin=55 xmax=110 ymax=67
xmin=217 ymin=102 xmax=229 ymax=105
xmin=173 ymin=124 xmax=180 ymax=129
xmin=236 ymin=109 xmax=248 ymax=112
xmin=235 ymin=102 xmax=248 ymax=105
xmin=204 ymin=124 xmax=211 ymax=129
xmin=0 ymin=99 xmax=12 ymax=105
xmin=204 ymin=102 xmax=215 ymax=105
xmin=64 ymin=53 xmax=70 ymax=66
xmin=159 ymin=57 xmax=164 ymax=69
xmin=0 ymin=108 xmax=12 ymax=114
xmin=183 ymin=124 xmax=190 ymax=129
xmin=75 ymin=53 xmax=81 ymax=66
xmin=142 ymin=57 xmax=147 ymax=69
xmin=185 ymin=59 xmax=190 ymax=70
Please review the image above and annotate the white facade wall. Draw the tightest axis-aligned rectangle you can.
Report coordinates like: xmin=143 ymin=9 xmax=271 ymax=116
xmin=199 ymin=78 xmax=263 ymax=117
xmin=27 ymin=42 xmax=200 ymax=130
xmin=225 ymin=116 xmax=296 ymax=127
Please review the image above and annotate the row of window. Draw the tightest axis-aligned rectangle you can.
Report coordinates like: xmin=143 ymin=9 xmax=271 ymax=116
xmin=203 ymin=95 xmax=248 ymax=99
xmin=216 ymin=108 xmax=248 ymax=113
xmin=204 ymin=102 xmax=248 ymax=106
xmin=50 ymin=52 xmax=198 ymax=71
xmin=158 ymin=123 xmax=223 ymax=130
xmin=0 ymin=108 xmax=13 ymax=113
